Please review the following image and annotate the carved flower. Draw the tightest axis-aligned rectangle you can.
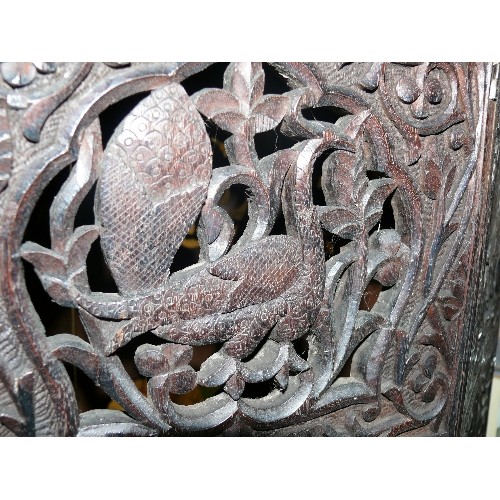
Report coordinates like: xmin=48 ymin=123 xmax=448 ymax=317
xmin=134 ymin=344 xmax=197 ymax=411
xmin=192 ymin=62 xmax=289 ymax=135
xmin=407 ymin=348 xmax=446 ymax=407
xmin=196 ymin=340 xmax=309 ymax=401
xmin=1 ymin=62 xmax=56 ymax=88
xmin=316 ymin=136 xmax=396 ymax=240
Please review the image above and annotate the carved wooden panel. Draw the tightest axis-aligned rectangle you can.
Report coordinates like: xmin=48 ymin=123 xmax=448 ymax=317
xmin=0 ymin=62 xmax=498 ymax=436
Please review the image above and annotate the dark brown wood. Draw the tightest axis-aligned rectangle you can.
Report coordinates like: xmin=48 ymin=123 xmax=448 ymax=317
xmin=0 ymin=62 xmax=498 ymax=436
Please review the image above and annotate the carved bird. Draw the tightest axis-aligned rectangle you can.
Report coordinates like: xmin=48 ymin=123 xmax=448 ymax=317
xmin=72 ymin=84 xmax=332 ymax=359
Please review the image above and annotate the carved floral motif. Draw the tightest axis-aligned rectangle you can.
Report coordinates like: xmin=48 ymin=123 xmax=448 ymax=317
xmin=0 ymin=62 xmax=495 ymax=436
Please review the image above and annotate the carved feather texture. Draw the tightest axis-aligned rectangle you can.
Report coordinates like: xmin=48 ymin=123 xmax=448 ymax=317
xmin=97 ymin=84 xmax=212 ymax=295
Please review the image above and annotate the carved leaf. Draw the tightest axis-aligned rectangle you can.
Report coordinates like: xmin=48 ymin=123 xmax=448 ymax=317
xmin=192 ymin=63 xmax=289 ymax=135
xmin=191 ymin=88 xmax=240 ymax=117
xmin=49 ymin=334 xmax=169 ymax=432
xmin=20 ymin=242 xmax=66 ymax=279
xmin=78 ymin=410 xmax=159 ymax=437
xmin=97 ymin=83 xmax=212 ymax=295
xmin=66 ymin=225 xmax=99 ymax=274
xmin=50 ymin=120 xmax=102 ymax=252
xmin=320 ymin=162 xmax=394 ymax=238
xmin=322 ymin=149 xmax=364 ymax=208
xmin=224 ymin=62 xmax=264 ymax=106
xmin=317 ymin=205 xmax=361 ymax=239
xmin=363 ymin=178 xmax=396 ymax=231
xmin=201 ymin=110 xmax=246 ymax=135
xmin=197 ymin=351 xmax=237 ymax=387
xmin=421 ymin=159 xmax=442 ymax=200
xmin=445 ymin=163 xmax=457 ymax=194
xmin=250 ymin=94 xmax=289 ymax=134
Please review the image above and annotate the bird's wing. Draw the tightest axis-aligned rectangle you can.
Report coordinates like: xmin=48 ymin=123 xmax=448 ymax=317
xmin=209 ymin=235 xmax=302 ymax=310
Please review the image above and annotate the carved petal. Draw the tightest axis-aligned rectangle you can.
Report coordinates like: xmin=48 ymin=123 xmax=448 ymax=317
xmin=224 ymin=374 xmax=245 ymax=400
xmin=1 ymin=62 xmax=36 ymax=88
xmin=363 ymin=179 xmax=396 ymax=231
xmin=165 ymin=393 xmax=237 ymax=431
xmin=135 ymin=344 xmax=168 ymax=377
xmin=197 ymin=351 xmax=237 ymax=387
xmin=168 ymin=367 xmax=197 ymax=395
xmin=20 ymin=242 xmax=66 ymax=279
xmin=421 ymin=159 xmax=442 ymax=200
xmin=205 ymin=110 xmax=247 ymax=134
xmin=239 ymin=339 xmax=288 ymax=383
xmin=192 ymin=88 xmax=240 ymax=117
xmin=239 ymin=371 xmax=313 ymax=423
xmin=78 ymin=410 xmax=159 ymax=437
xmin=66 ymin=225 xmax=99 ymax=274
xmin=317 ymin=206 xmax=360 ymax=240
xmin=374 ymin=258 xmax=402 ymax=287
xmin=224 ymin=63 xmax=264 ymax=107
xmin=250 ymin=94 xmax=289 ymax=133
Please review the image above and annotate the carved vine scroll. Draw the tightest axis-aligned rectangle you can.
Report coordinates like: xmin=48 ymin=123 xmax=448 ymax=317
xmin=0 ymin=62 xmax=498 ymax=436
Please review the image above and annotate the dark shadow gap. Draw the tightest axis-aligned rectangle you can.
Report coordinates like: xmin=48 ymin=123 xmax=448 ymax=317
xmin=312 ymin=150 xmax=335 ymax=207
xmin=262 ymin=63 xmax=291 ymax=95
xmin=366 ymin=170 xmax=388 ymax=180
xmin=74 ymin=184 xmax=96 ymax=228
xmin=302 ymin=106 xmax=351 ymax=125
xmin=269 ymin=206 xmax=287 ymax=236
xmin=218 ymin=184 xmax=249 ymax=247
xmin=323 ymin=228 xmax=351 ymax=260
xmin=292 ymin=336 xmax=309 ymax=363
xmin=99 ymin=91 xmax=150 ymax=148
xmin=337 ymin=331 xmax=368 ymax=379
xmin=240 ymin=379 xmax=275 ymax=400
xmin=170 ymin=385 xmax=224 ymax=406
xmin=337 ymin=355 xmax=353 ymax=378
xmin=170 ymin=221 xmax=201 ymax=274
xmin=181 ymin=63 xmax=229 ymax=96
xmin=201 ymin=119 xmax=231 ymax=169
xmin=23 ymin=165 xmax=71 ymax=248
xmin=190 ymin=343 xmax=224 ymax=371
xmin=360 ymin=280 xmax=383 ymax=312
xmin=254 ymin=128 xmax=297 ymax=160
xmin=376 ymin=191 xmax=396 ymax=232
xmin=86 ymin=237 xmax=119 ymax=293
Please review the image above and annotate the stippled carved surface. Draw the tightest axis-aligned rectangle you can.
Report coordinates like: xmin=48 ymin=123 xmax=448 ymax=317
xmin=0 ymin=62 xmax=498 ymax=436
xmin=98 ymin=84 xmax=212 ymax=294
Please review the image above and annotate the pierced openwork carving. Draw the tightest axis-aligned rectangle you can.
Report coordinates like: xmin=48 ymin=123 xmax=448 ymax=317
xmin=0 ymin=62 xmax=498 ymax=436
